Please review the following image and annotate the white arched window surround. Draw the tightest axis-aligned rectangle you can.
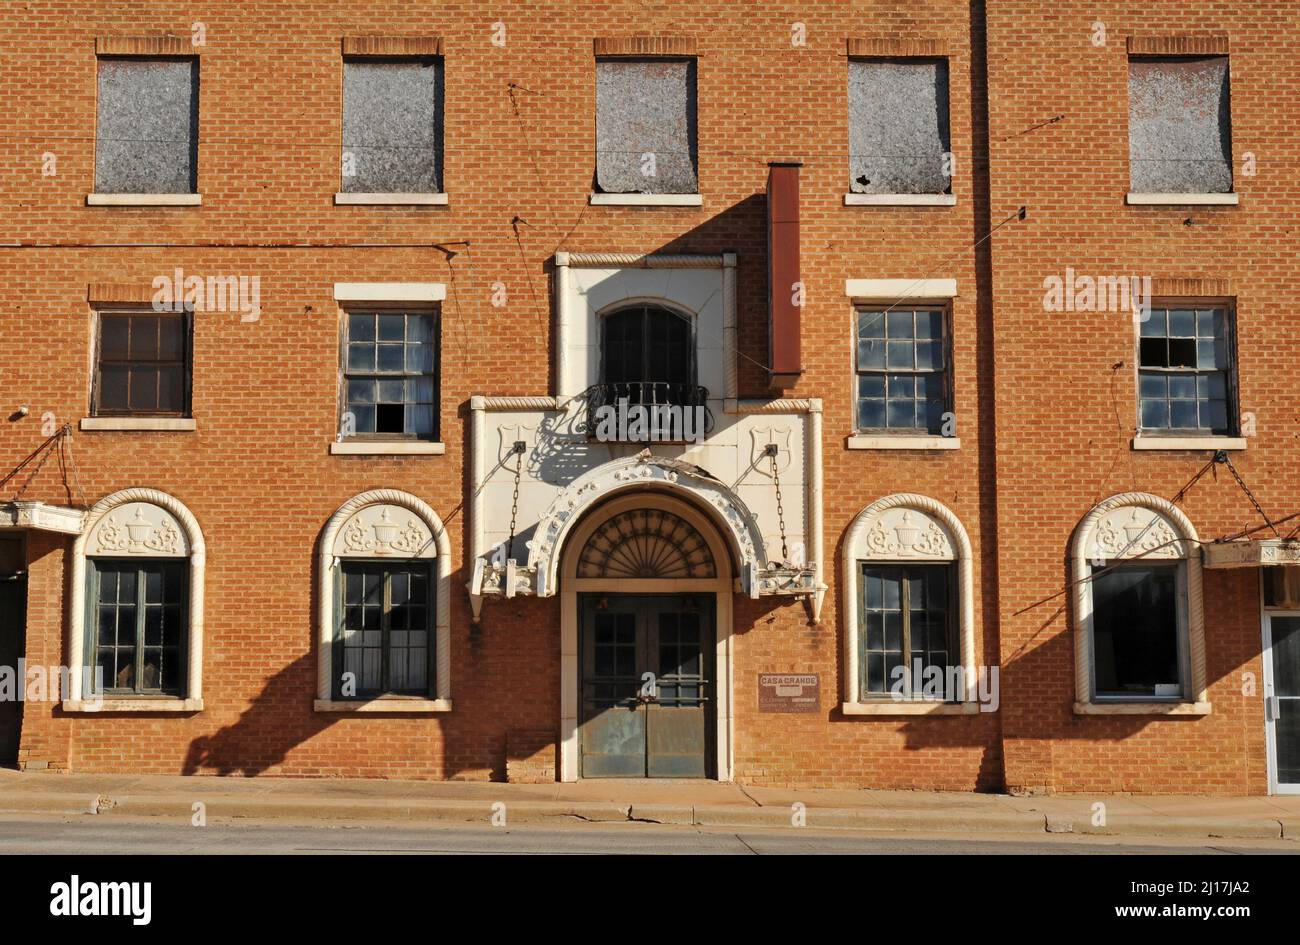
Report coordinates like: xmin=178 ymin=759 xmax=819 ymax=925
xmin=1071 ymin=492 xmax=1210 ymax=716
xmin=841 ymin=493 xmax=979 ymax=715
xmin=315 ymin=489 xmax=452 ymax=713
xmin=65 ymin=488 xmax=205 ymax=712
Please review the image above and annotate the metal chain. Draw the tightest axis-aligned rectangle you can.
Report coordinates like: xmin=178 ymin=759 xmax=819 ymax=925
xmin=505 ymin=443 xmax=525 ymax=561
xmin=1217 ymin=450 xmax=1280 ymax=538
xmin=767 ymin=445 xmax=790 ymax=563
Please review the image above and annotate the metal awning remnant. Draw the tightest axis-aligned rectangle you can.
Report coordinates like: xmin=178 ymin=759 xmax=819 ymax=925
xmin=1203 ymin=538 xmax=1300 ymax=569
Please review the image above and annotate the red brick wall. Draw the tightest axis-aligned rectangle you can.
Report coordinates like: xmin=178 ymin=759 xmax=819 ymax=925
xmin=0 ymin=2 xmax=1290 ymax=793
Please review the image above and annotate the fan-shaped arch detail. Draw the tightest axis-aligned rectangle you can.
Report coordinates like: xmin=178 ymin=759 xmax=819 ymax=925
xmin=576 ymin=508 xmax=717 ymax=579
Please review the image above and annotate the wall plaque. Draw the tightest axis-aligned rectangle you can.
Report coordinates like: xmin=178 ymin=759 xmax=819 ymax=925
xmin=758 ymin=673 xmax=820 ymax=713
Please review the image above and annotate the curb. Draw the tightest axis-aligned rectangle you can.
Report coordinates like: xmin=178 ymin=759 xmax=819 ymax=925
xmin=0 ymin=793 xmax=1290 ymax=840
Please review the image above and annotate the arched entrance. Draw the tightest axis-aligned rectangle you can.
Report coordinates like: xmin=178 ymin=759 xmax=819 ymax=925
xmin=559 ymin=493 xmax=734 ymax=781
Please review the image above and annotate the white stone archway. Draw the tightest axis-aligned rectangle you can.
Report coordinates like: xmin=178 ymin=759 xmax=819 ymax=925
xmin=557 ymin=490 xmax=736 ymax=782
xmin=316 ymin=489 xmax=453 ymax=712
xmin=1071 ymin=492 xmax=1208 ymax=714
xmin=841 ymin=493 xmax=979 ymax=714
xmin=66 ymin=488 xmax=206 ymax=712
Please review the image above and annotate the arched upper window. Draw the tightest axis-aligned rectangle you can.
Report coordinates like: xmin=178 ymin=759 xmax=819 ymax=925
xmin=316 ymin=490 xmax=451 ymax=712
xmin=841 ymin=494 xmax=977 ymax=713
xmin=67 ymin=488 xmax=206 ymax=711
xmin=1071 ymin=493 xmax=1207 ymax=713
xmin=600 ymin=303 xmax=694 ymax=398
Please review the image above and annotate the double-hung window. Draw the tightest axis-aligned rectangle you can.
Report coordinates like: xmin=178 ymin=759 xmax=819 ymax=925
xmin=1138 ymin=304 xmax=1235 ymax=436
xmin=342 ymin=309 xmax=439 ymax=441
xmin=855 ymin=306 xmax=949 ymax=434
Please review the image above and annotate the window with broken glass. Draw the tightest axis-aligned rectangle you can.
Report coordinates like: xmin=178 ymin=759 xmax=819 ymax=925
xmin=848 ymin=58 xmax=951 ymax=195
xmin=93 ymin=310 xmax=191 ymax=417
xmin=336 ymin=562 xmax=433 ymax=698
xmin=1138 ymin=305 xmax=1235 ymax=435
xmin=89 ymin=560 xmax=187 ymax=696
xmin=343 ymin=310 xmax=438 ymax=440
xmin=1090 ymin=562 xmax=1188 ymax=700
xmin=859 ymin=564 xmax=958 ymax=699
xmin=855 ymin=307 xmax=949 ymax=434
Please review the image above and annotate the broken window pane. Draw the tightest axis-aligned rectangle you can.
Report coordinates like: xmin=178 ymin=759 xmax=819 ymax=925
xmin=95 ymin=58 xmax=199 ymax=194
xmin=342 ymin=58 xmax=443 ymax=193
xmin=1128 ymin=56 xmax=1232 ymax=194
xmin=849 ymin=59 xmax=951 ymax=194
xmin=595 ymin=58 xmax=698 ymax=194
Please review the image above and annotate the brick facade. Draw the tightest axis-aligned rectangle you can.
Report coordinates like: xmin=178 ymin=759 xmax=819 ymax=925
xmin=0 ymin=2 xmax=1294 ymax=793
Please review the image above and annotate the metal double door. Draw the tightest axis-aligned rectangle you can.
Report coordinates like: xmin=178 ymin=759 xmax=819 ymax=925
xmin=579 ymin=594 xmax=714 ymax=778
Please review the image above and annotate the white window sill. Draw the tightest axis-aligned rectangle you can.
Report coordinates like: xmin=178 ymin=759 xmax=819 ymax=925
xmin=315 ymin=698 xmax=452 ymax=713
xmin=86 ymin=193 xmax=202 ymax=207
xmin=330 ymin=440 xmax=445 ymax=456
xmin=63 ymin=698 xmax=203 ymax=713
xmin=80 ymin=417 xmax=196 ymax=432
xmin=589 ymin=193 xmax=703 ymax=207
xmin=845 ymin=278 xmax=958 ymax=300
xmin=841 ymin=701 xmax=981 ymax=716
xmin=1131 ymin=436 xmax=1246 ymax=451
xmin=334 ymin=192 xmax=448 ymax=206
xmin=1073 ymin=701 xmax=1211 ymax=716
xmin=847 ymin=434 xmax=960 ymax=450
xmin=844 ymin=193 xmax=956 ymax=207
xmin=1126 ymin=192 xmax=1239 ymax=206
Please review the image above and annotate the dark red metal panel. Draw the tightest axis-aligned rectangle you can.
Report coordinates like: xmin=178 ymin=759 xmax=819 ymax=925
xmin=767 ymin=162 xmax=802 ymax=388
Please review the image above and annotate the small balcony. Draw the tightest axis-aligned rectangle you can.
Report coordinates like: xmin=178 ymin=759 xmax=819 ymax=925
xmin=576 ymin=382 xmax=713 ymax=443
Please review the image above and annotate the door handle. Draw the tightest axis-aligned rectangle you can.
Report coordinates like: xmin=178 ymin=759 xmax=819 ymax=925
xmin=1266 ymin=695 xmax=1282 ymax=722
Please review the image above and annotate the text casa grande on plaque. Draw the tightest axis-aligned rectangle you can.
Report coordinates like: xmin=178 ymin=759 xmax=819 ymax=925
xmin=758 ymin=674 xmax=820 ymax=713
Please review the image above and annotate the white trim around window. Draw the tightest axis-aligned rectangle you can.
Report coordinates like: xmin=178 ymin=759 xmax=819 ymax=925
xmin=333 ymin=282 xmax=446 ymax=302
xmin=64 ymin=488 xmax=205 ymax=712
xmin=845 ymin=278 xmax=958 ymax=301
xmin=1071 ymin=492 xmax=1210 ymax=715
xmin=841 ymin=493 xmax=979 ymax=714
xmin=315 ymin=489 xmax=452 ymax=712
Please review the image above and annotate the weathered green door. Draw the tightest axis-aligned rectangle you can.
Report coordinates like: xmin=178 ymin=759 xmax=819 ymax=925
xmin=579 ymin=594 xmax=714 ymax=778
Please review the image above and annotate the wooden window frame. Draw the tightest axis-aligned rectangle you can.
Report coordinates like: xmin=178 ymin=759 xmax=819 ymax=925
xmin=853 ymin=304 xmax=952 ymax=435
xmin=1134 ymin=298 xmax=1239 ymax=438
xmin=339 ymin=305 xmax=440 ymax=442
xmin=91 ymin=307 xmax=193 ymax=418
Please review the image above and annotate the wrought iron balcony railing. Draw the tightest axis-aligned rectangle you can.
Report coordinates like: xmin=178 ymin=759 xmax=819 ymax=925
xmin=576 ymin=382 xmax=713 ymax=443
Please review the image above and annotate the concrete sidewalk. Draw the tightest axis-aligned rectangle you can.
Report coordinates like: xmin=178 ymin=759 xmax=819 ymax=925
xmin=3 ymin=769 xmax=1299 ymax=840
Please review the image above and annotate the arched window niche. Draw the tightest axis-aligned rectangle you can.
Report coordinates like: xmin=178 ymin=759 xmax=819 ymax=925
xmin=842 ymin=493 xmax=979 ymax=715
xmin=66 ymin=488 xmax=206 ymax=712
xmin=1071 ymin=492 xmax=1210 ymax=715
xmin=316 ymin=489 xmax=452 ymax=713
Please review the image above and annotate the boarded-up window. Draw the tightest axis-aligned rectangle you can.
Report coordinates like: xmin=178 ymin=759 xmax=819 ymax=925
xmin=1128 ymin=57 xmax=1232 ymax=194
xmin=95 ymin=58 xmax=198 ymax=194
xmin=342 ymin=58 xmax=443 ymax=193
xmin=848 ymin=59 xmax=950 ymax=195
xmin=595 ymin=58 xmax=698 ymax=194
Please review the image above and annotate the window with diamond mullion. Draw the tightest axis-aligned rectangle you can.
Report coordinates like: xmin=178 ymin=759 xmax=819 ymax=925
xmin=344 ymin=310 xmax=438 ymax=440
xmin=856 ymin=307 xmax=948 ymax=433
xmin=859 ymin=563 xmax=956 ymax=698
xmin=337 ymin=561 xmax=433 ymax=698
xmin=1138 ymin=306 xmax=1233 ymax=435
xmin=91 ymin=560 xmax=187 ymax=696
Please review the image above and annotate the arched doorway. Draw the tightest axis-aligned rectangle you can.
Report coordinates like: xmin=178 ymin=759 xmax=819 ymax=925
xmin=559 ymin=493 xmax=734 ymax=781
